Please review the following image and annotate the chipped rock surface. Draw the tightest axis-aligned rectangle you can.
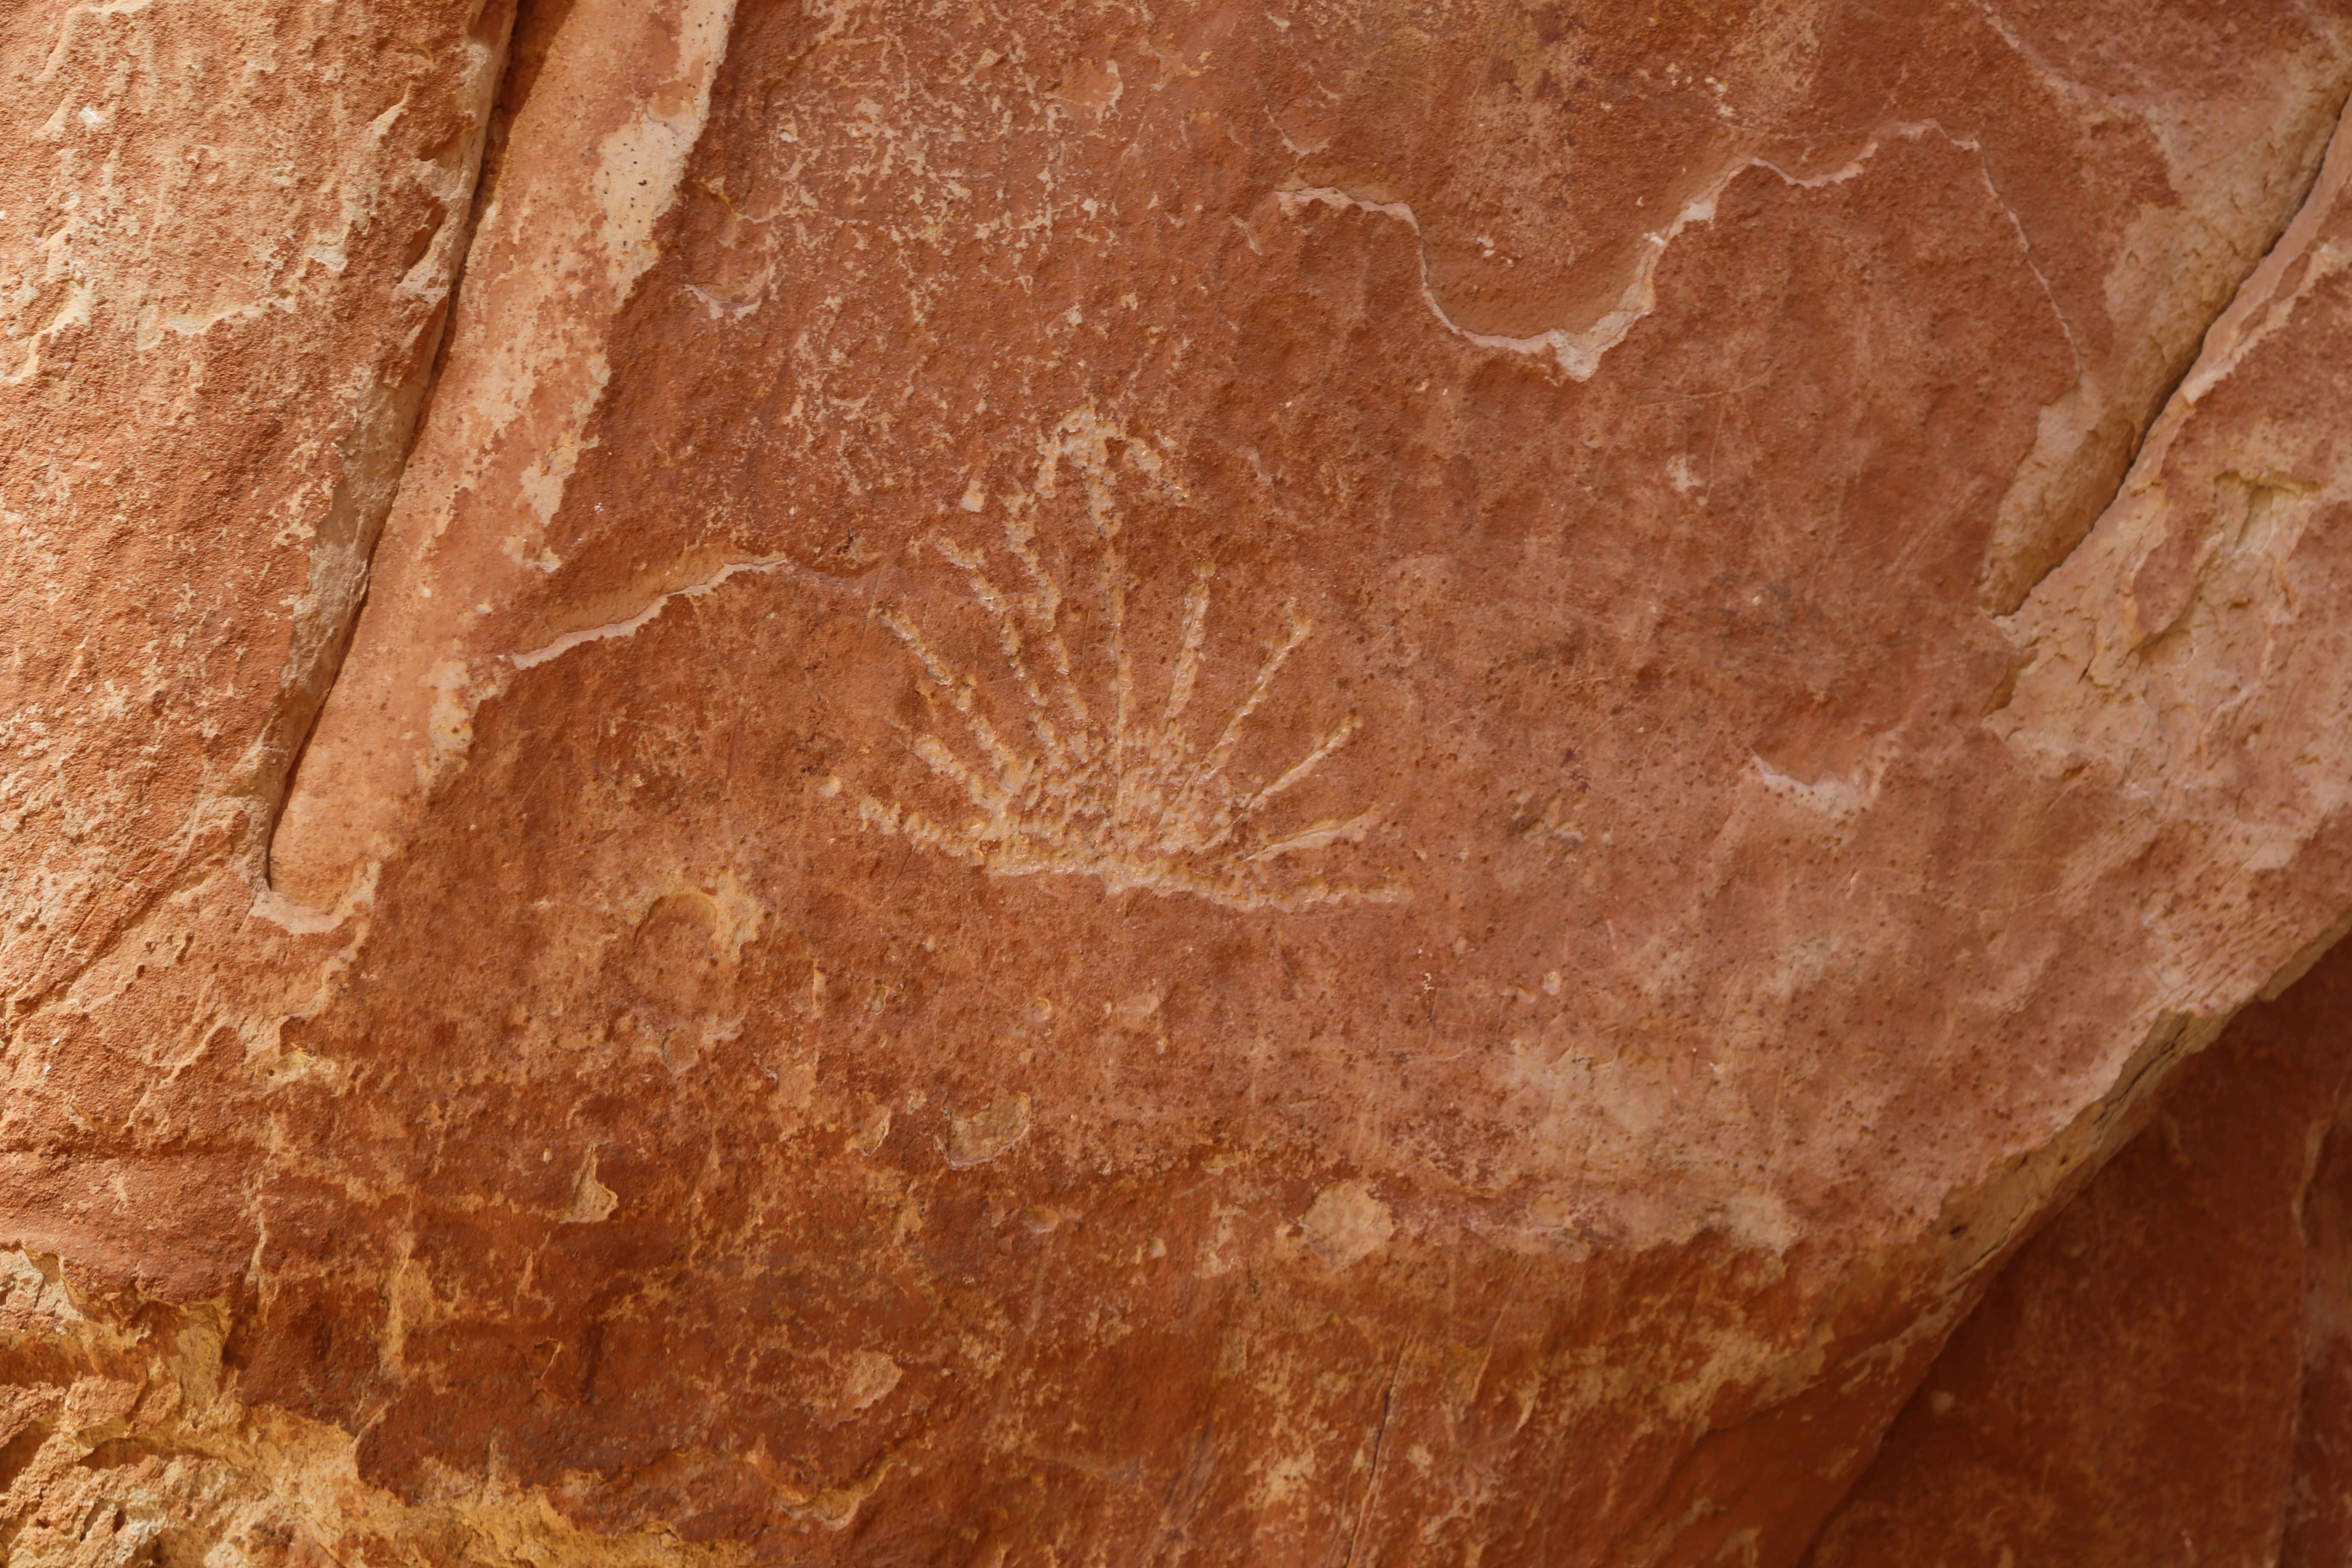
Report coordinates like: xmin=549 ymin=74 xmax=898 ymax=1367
xmin=8 ymin=1 xmax=2352 ymax=1563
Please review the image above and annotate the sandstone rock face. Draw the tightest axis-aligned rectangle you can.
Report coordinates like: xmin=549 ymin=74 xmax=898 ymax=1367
xmin=7 ymin=2 xmax=2352 ymax=1564
xmin=1807 ymin=935 xmax=2352 ymax=1568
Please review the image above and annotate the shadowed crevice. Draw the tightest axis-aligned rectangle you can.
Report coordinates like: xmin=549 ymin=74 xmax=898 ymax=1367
xmin=233 ymin=0 xmax=536 ymax=892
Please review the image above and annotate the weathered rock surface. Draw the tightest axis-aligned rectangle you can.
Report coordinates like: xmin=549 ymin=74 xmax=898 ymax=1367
xmin=8 ymin=1 xmax=2352 ymax=1562
xmin=1807 ymin=934 xmax=2352 ymax=1568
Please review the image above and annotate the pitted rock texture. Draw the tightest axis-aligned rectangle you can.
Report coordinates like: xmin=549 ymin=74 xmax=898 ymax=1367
xmin=9 ymin=1 xmax=2352 ymax=1564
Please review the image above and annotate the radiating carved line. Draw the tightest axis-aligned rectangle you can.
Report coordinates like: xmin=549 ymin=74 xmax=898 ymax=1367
xmin=852 ymin=475 xmax=1400 ymax=912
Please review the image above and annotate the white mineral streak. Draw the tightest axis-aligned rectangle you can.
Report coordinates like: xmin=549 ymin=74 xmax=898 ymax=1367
xmin=1277 ymin=125 xmax=1951 ymax=383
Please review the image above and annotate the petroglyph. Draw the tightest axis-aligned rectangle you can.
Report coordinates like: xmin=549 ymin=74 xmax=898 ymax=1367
xmin=853 ymin=414 xmax=1400 ymax=913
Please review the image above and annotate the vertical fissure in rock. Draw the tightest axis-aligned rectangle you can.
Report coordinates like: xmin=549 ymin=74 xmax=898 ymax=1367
xmin=233 ymin=0 xmax=531 ymax=892
xmin=1994 ymin=81 xmax=2352 ymax=617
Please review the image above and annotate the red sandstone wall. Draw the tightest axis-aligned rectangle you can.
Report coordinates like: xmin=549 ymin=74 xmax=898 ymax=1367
xmin=7 ymin=3 xmax=2352 ymax=1563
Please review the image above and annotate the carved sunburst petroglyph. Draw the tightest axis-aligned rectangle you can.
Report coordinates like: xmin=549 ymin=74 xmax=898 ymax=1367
xmin=852 ymin=417 xmax=1398 ymax=912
